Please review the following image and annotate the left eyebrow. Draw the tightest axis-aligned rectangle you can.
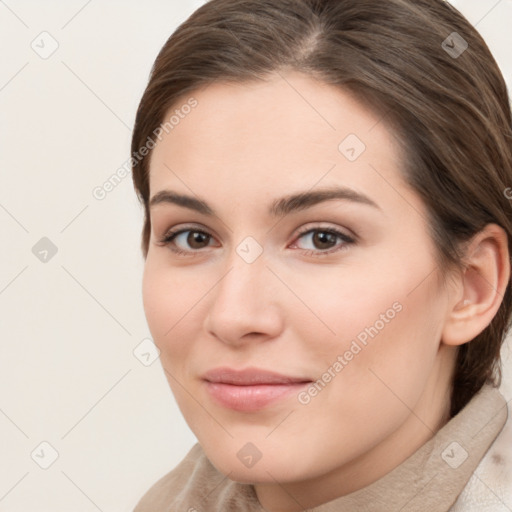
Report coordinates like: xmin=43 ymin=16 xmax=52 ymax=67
xmin=149 ymin=185 xmax=381 ymax=217
xmin=269 ymin=186 xmax=381 ymax=217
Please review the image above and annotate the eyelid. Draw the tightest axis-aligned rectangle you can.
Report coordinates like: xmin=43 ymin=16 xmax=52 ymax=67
xmin=289 ymin=224 xmax=356 ymax=256
xmin=157 ymin=223 xmax=219 ymax=249
xmin=159 ymin=221 xmax=355 ymax=240
xmin=158 ymin=221 xmax=357 ymax=257
xmin=292 ymin=222 xmax=357 ymax=241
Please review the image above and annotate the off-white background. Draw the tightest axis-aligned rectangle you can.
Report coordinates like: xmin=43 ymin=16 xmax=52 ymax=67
xmin=0 ymin=1 xmax=511 ymax=511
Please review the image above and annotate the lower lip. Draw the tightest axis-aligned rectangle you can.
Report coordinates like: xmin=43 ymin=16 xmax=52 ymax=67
xmin=204 ymin=381 xmax=310 ymax=412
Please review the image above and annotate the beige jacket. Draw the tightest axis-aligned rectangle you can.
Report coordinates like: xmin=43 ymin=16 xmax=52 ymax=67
xmin=133 ymin=383 xmax=510 ymax=511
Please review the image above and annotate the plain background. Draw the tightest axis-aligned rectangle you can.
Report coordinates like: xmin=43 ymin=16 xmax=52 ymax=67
xmin=0 ymin=1 xmax=511 ymax=510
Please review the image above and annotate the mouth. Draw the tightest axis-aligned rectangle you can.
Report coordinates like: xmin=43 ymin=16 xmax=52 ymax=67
xmin=202 ymin=366 xmax=312 ymax=412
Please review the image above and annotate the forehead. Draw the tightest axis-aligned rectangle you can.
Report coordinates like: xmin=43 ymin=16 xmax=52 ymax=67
xmin=148 ymin=71 xmax=411 ymax=213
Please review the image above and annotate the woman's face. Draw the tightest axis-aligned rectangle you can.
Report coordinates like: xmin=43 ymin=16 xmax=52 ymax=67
xmin=143 ymin=71 xmax=459 ymax=503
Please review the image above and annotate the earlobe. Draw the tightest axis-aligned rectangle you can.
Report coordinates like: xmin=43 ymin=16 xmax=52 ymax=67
xmin=442 ymin=223 xmax=510 ymax=347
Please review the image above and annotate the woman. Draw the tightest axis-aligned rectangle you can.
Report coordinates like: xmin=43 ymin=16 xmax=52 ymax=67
xmin=130 ymin=0 xmax=512 ymax=510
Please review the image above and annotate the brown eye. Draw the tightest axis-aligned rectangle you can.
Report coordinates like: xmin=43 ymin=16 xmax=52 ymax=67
xmin=311 ymin=231 xmax=338 ymax=250
xmin=293 ymin=227 xmax=356 ymax=257
xmin=186 ymin=231 xmax=211 ymax=249
xmin=159 ymin=228 xmax=215 ymax=255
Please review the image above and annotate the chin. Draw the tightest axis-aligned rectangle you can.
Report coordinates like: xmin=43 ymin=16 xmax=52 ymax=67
xmin=204 ymin=442 xmax=310 ymax=484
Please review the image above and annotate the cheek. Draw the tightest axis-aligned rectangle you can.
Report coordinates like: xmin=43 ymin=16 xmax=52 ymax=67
xmin=292 ymin=259 xmax=441 ymax=394
xmin=142 ymin=260 xmax=170 ymax=341
xmin=283 ymin=263 xmax=400 ymax=350
xmin=288 ymin=277 xmax=442 ymax=468
xmin=142 ymin=258 xmax=198 ymax=359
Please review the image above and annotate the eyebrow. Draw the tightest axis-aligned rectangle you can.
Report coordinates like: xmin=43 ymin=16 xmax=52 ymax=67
xmin=149 ymin=186 xmax=381 ymax=217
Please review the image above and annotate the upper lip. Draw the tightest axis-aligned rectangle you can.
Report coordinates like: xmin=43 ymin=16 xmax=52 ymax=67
xmin=202 ymin=367 xmax=312 ymax=385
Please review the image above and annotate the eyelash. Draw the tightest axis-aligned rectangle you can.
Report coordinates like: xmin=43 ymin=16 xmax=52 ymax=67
xmin=157 ymin=224 xmax=356 ymax=258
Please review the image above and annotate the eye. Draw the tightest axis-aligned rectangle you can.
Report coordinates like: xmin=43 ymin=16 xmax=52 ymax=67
xmin=290 ymin=226 xmax=356 ymax=257
xmin=156 ymin=224 xmax=356 ymax=258
xmin=157 ymin=226 xmax=217 ymax=256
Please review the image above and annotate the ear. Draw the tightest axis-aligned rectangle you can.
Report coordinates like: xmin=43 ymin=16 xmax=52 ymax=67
xmin=442 ymin=223 xmax=510 ymax=347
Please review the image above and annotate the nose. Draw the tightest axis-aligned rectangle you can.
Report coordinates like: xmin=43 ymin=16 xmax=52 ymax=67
xmin=203 ymin=250 xmax=284 ymax=347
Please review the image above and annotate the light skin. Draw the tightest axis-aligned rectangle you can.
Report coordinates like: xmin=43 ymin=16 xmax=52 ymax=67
xmin=142 ymin=71 xmax=510 ymax=511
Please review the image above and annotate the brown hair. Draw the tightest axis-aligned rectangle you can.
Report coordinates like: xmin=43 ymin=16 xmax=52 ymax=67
xmin=131 ymin=0 xmax=512 ymax=416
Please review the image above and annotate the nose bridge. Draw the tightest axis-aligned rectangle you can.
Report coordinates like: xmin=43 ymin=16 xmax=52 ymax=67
xmin=214 ymin=246 xmax=270 ymax=311
xmin=204 ymin=242 xmax=282 ymax=342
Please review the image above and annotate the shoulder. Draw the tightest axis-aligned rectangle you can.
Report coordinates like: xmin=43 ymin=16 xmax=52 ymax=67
xmin=451 ymin=388 xmax=512 ymax=511
xmin=132 ymin=443 xmax=261 ymax=512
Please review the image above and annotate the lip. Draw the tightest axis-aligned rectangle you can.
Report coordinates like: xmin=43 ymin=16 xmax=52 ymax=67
xmin=202 ymin=366 xmax=312 ymax=412
xmin=202 ymin=366 xmax=311 ymax=385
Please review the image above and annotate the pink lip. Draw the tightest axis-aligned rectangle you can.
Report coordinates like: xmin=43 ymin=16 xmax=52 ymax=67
xmin=202 ymin=367 xmax=312 ymax=412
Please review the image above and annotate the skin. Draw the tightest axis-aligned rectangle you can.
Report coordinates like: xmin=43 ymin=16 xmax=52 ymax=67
xmin=142 ymin=71 xmax=509 ymax=511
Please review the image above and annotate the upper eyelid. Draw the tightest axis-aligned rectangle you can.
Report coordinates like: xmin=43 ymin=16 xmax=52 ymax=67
xmin=162 ymin=223 xmax=355 ymax=246
xmin=163 ymin=222 xmax=353 ymax=237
